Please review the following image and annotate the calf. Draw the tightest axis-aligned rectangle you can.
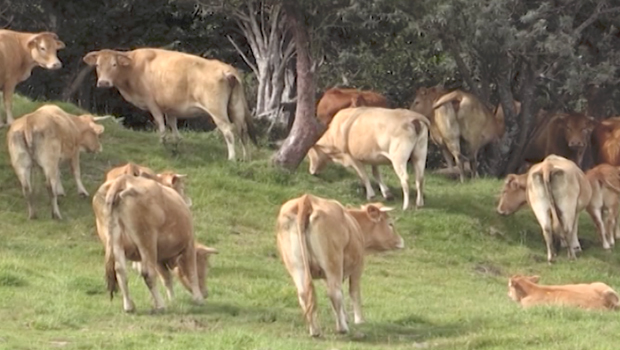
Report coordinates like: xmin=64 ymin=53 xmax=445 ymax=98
xmin=508 ymin=275 xmax=619 ymax=310
xmin=585 ymin=164 xmax=620 ymax=249
xmin=0 ymin=30 xmax=65 ymax=126
xmin=308 ymin=107 xmax=429 ymax=210
xmin=99 ymin=174 xmax=204 ymax=312
xmin=316 ymin=87 xmax=388 ymax=125
xmin=276 ymin=194 xmax=404 ymax=336
xmin=7 ymin=105 xmax=108 ymax=219
xmin=591 ymin=116 xmax=620 ymax=166
xmin=497 ymin=155 xmax=592 ymax=263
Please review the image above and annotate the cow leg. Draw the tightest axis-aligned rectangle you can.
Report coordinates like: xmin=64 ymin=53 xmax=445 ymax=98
xmin=565 ymin=218 xmax=580 ymax=260
xmin=440 ymin=147 xmax=455 ymax=168
xmin=2 ymin=82 xmax=16 ymax=126
xmin=165 ymin=115 xmax=183 ymax=140
xmin=156 ymin=263 xmax=175 ymax=301
xmin=9 ymin=143 xmax=36 ymax=219
xmin=139 ymin=259 xmax=166 ymax=312
xmin=326 ymin=276 xmax=349 ymax=334
xmin=390 ymin=157 xmax=411 ymax=210
xmin=70 ymin=153 xmax=89 ymax=197
xmin=530 ymin=201 xmax=556 ymax=263
xmin=41 ymin=163 xmax=62 ymax=220
xmin=412 ymin=140 xmax=427 ymax=208
xmin=349 ymin=268 xmax=364 ymax=325
xmin=176 ymin=248 xmax=204 ymax=304
xmin=347 ymin=159 xmax=376 ymax=200
xmin=148 ymin=105 xmax=167 ymax=143
xmin=469 ymin=151 xmax=479 ymax=178
xmin=111 ymin=237 xmax=135 ymax=313
xmin=608 ymin=203 xmax=619 ymax=246
xmin=588 ymin=206 xmax=610 ymax=250
xmin=371 ymin=166 xmax=393 ymax=200
xmin=213 ymin=119 xmax=237 ymax=161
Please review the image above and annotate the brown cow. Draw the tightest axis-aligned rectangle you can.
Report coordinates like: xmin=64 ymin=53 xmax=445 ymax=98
xmin=93 ymin=166 xmax=216 ymax=300
xmin=585 ymin=164 xmax=620 ymax=249
xmin=83 ymin=48 xmax=256 ymax=161
xmin=307 ymin=107 xmax=429 ymax=210
xmin=497 ymin=155 xmax=592 ymax=263
xmin=0 ymin=30 xmax=65 ymax=126
xmin=410 ymin=87 xmax=505 ymax=181
xmin=591 ymin=116 xmax=620 ymax=166
xmin=276 ymin=194 xmax=404 ymax=336
xmin=7 ymin=105 xmax=108 ymax=220
xmin=316 ymin=87 xmax=388 ymax=125
xmin=522 ymin=112 xmax=596 ymax=168
xmin=508 ymin=275 xmax=619 ymax=310
xmin=100 ymin=174 xmax=205 ymax=312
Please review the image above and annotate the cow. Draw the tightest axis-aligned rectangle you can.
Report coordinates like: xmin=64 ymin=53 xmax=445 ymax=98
xmin=0 ymin=30 xmax=65 ymax=127
xmin=410 ymin=87 xmax=506 ymax=181
xmin=99 ymin=174 xmax=205 ymax=312
xmin=316 ymin=87 xmax=388 ymax=126
xmin=522 ymin=112 xmax=597 ymax=169
xmin=83 ymin=48 xmax=256 ymax=161
xmin=591 ymin=116 xmax=620 ymax=166
xmin=508 ymin=275 xmax=619 ymax=310
xmin=7 ymin=105 xmax=108 ymax=220
xmin=584 ymin=164 xmax=620 ymax=250
xmin=307 ymin=107 xmax=429 ymax=210
xmin=497 ymin=155 xmax=592 ymax=263
xmin=276 ymin=194 xmax=404 ymax=336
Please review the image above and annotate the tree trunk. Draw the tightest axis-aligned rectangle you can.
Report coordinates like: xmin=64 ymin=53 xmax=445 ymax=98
xmin=272 ymin=1 xmax=324 ymax=170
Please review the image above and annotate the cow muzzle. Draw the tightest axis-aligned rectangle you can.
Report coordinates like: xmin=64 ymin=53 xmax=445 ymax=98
xmin=97 ymin=80 xmax=113 ymax=88
xmin=568 ymin=140 xmax=585 ymax=149
xmin=47 ymin=61 xmax=62 ymax=70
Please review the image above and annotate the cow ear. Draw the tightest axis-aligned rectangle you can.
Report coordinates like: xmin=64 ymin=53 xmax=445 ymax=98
xmin=90 ymin=123 xmax=105 ymax=135
xmin=116 ymin=53 xmax=132 ymax=67
xmin=365 ymin=204 xmax=382 ymax=222
xmin=172 ymin=174 xmax=187 ymax=185
xmin=83 ymin=51 xmax=99 ymax=66
xmin=26 ymin=35 xmax=40 ymax=49
xmin=55 ymin=39 xmax=66 ymax=50
xmin=528 ymin=275 xmax=540 ymax=283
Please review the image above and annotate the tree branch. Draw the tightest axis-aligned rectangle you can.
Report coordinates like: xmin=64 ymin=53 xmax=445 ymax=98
xmin=574 ymin=3 xmax=620 ymax=36
xmin=227 ymin=35 xmax=258 ymax=75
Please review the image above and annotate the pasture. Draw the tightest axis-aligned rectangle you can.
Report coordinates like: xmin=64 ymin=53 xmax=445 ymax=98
xmin=1 ymin=97 xmax=620 ymax=350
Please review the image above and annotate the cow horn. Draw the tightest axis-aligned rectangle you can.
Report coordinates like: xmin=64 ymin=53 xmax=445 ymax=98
xmin=379 ymin=206 xmax=395 ymax=212
xmin=93 ymin=115 xmax=113 ymax=121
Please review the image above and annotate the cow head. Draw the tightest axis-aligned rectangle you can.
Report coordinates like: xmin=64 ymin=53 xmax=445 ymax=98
xmin=83 ymin=49 xmax=132 ymax=88
xmin=157 ymin=172 xmax=193 ymax=207
xmin=508 ymin=275 xmax=539 ymax=302
xmin=410 ymin=86 xmax=444 ymax=118
xmin=27 ymin=32 xmax=65 ymax=70
xmin=496 ymin=173 xmax=528 ymax=215
xmin=173 ymin=244 xmax=218 ymax=299
xmin=74 ymin=114 xmax=109 ymax=153
xmin=307 ymin=146 xmax=331 ymax=175
xmin=348 ymin=203 xmax=405 ymax=252
xmin=559 ymin=113 xmax=596 ymax=151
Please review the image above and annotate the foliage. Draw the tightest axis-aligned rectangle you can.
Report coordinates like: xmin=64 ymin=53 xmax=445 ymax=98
xmin=2 ymin=96 xmax=620 ymax=349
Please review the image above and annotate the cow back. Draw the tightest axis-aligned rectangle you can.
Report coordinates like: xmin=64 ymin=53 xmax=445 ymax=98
xmin=316 ymin=88 xmax=388 ymax=126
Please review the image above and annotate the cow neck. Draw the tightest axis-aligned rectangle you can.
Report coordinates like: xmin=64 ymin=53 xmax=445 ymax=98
xmin=113 ymin=68 xmax=135 ymax=94
xmin=18 ymin=34 xmax=38 ymax=73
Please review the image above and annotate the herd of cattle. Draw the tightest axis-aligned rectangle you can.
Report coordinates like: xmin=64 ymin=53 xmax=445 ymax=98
xmin=3 ymin=28 xmax=620 ymax=337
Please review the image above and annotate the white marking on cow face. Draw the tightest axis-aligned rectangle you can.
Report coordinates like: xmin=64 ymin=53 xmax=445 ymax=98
xmin=88 ymin=51 xmax=132 ymax=89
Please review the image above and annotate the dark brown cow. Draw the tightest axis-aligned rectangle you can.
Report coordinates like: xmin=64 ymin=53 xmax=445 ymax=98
xmin=522 ymin=112 xmax=597 ymax=168
xmin=591 ymin=117 xmax=620 ymax=166
xmin=316 ymin=87 xmax=388 ymax=125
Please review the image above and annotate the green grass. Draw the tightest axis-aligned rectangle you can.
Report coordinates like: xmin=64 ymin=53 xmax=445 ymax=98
xmin=1 ymin=96 xmax=620 ymax=350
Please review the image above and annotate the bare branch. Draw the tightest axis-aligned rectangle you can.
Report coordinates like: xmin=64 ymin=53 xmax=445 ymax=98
xmin=574 ymin=3 xmax=620 ymax=36
xmin=227 ymin=35 xmax=259 ymax=75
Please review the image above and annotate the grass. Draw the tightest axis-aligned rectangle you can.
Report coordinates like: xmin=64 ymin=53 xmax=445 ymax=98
xmin=1 ymin=95 xmax=620 ymax=350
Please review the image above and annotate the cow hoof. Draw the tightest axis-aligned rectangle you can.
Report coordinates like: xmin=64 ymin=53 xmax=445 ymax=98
xmin=123 ymin=304 xmax=136 ymax=313
xmin=78 ymin=191 xmax=89 ymax=198
xmin=52 ymin=213 xmax=63 ymax=220
xmin=150 ymin=307 xmax=165 ymax=315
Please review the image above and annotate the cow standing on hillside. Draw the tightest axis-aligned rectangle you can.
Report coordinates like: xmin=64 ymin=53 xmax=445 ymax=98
xmin=497 ymin=155 xmax=592 ymax=263
xmin=276 ymin=194 xmax=404 ymax=336
xmin=0 ymin=30 xmax=65 ymax=127
xmin=83 ymin=48 xmax=256 ymax=161
xmin=307 ymin=107 xmax=429 ymax=210
xmin=584 ymin=164 xmax=620 ymax=250
xmin=316 ymin=87 xmax=388 ymax=126
xmin=7 ymin=105 xmax=108 ymax=220
xmin=410 ymin=87 xmax=506 ymax=182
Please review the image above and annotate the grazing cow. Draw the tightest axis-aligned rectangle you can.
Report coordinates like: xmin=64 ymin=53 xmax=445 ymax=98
xmin=316 ymin=87 xmax=388 ymax=125
xmin=584 ymin=164 xmax=620 ymax=249
xmin=591 ymin=116 xmax=620 ymax=166
xmin=522 ymin=112 xmax=596 ymax=168
xmin=307 ymin=107 xmax=429 ymax=210
xmin=99 ymin=174 xmax=204 ymax=312
xmin=508 ymin=275 xmax=619 ymax=310
xmin=7 ymin=105 xmax=108 ymax=220
xmin=497 ymin=155 xmax=592 ymax=263
xmin=83 ymin=48 xmax=256 ymax=161
xmin=410 ymin=87 xmax=505 ymax=181
xmin=0 ymin=30 xmax=65 ymax=126
xmin=276 ymin=194 xmax=404 ymax=336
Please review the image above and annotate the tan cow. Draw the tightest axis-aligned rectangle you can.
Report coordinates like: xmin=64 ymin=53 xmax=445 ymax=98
xmin=276 ymin=194 xmax=404 ymax=336
xmin=95 ymin=163 xmax=209 ymax=299
xmin=508 ymin=275 xmax=619 ymax=310
xmin=307 ymin=107 xmax=429 ymax=210
xmin=100 ymin=174 xmax=204 ymax=312
xmin=7 ymin=105 xmax=108 ymax=220
xmin=316 ymin=87 xmax=388 ymax=125
xmin=0 ymin=30 xmax=65 ymax=126
xmin=410 ymin=87 xmax=507 ymax=181
xmin=497 ymin=155 xmax=592 ymax=263
xmin=83 ymin=48 xmax=256 ymax=161
xmin=584 ymin=164 xmax=620 ymax=249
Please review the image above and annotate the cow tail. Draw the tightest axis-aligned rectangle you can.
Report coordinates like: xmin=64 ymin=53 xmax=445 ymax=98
xmin=603 ymin=289 xmax=620 ymax=310
xmin=296 ymin=194 xmax=316 ymax=320
xmin=431 ymin=90 xmax=463 ymax=110
xmin=226 ymin=72 xmax=258 ymax=146
xmin=542 ymin=163 xmax=565 ymax=238
xmin=22 ymin=119 xmax=36 ymax=156
xmin=602 ymin=174 xmax=620 ymax=194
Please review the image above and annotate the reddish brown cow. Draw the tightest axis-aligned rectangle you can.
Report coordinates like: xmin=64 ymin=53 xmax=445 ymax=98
xmin=522 ymin=112 xmax=597 ymax=168
xmin=591 ymin=116 xmax=620 ymax=166
xmin=316 ymin=88 xmax=388 ymax=125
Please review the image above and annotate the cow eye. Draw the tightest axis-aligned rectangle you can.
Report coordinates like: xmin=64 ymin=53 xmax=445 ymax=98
xmin=39 ymin=46 xmax=46 ymax=52
xmin=112 ymin=62 xmax=117 ymax=67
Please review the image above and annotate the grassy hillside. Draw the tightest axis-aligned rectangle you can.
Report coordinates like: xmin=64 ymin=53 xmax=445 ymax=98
xmin=1 ymin=96 xmax=620 ymax=350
